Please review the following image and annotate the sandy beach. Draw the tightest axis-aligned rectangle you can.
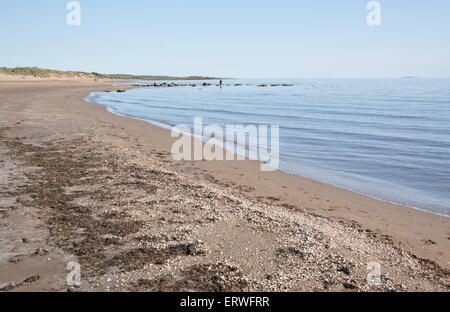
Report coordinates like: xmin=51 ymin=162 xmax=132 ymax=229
xmin=0 ymin=80 xmax=449 ymax=292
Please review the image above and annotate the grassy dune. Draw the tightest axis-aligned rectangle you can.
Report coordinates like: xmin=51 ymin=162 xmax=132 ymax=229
xmin=0 ymin=67 xmax=217 ymax=80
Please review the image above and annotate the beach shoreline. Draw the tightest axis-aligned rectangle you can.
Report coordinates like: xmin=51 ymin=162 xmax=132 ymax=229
xmin=87 ymin=90 xmax=450 ymax=219
xmin=0 ymin=80 xmax=448 ymax=291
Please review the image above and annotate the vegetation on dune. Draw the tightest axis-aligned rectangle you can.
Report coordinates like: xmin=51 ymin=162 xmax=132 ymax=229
xmin=0 ymin=67 xmax=217 ymax=80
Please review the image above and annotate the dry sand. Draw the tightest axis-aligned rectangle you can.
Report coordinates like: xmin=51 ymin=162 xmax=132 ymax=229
xmin=0 ymin=81 xmax=448 ymax=292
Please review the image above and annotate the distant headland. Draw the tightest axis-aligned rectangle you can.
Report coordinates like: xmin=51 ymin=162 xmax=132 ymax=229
xmin=0 ymin=66 xmax=218 ymax=81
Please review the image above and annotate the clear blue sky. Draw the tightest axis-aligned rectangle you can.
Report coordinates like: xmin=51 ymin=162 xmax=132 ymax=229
xmin=1 ymin=0 xmax=449 ymax=78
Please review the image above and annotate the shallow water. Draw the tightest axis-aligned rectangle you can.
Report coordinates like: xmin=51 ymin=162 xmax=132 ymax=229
xmin=87 ymin=78 xmax=450 ymax=216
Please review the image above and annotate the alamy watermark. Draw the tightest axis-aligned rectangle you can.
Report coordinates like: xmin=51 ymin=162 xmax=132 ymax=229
xmin=67 ymin=1 xmax=81 ymax=26
xmin=366 ymin=261 xmax=382 ymax=286
xmin=367 ymin=1 xmax=381 ymax=26
xmin=66 ymin=261 xmax=81 ymax=287
xmin=171 ymin=118 xmax=279 ymax=172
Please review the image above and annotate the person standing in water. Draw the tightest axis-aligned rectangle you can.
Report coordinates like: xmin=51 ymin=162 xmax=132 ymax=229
xmin=219 ymin=79 xmax=223 ymax=87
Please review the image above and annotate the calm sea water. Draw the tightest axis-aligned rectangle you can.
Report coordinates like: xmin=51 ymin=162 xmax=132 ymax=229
xmin=86 ymin=78 xmax=450 ymax=216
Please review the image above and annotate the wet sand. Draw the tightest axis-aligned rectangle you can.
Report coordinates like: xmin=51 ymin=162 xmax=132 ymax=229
xmin=0 ymin=81 xmax=448 ymax=292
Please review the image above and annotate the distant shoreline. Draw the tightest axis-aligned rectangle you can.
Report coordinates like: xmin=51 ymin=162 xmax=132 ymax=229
xmin=0 ymin=66 xmax=218 ymax=81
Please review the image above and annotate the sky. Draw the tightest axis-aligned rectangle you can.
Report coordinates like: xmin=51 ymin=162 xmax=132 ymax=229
xmin=1 ymin=0 xmax=449 ymax=78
